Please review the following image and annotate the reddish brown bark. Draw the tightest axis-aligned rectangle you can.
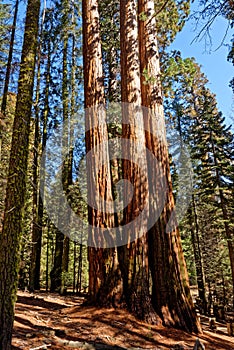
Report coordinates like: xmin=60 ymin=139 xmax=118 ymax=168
xmin=138 ymin=0 xmax=201 ymax=333
xmin=82 ymin=0 xmax=122 ymax=305
xmin=119 ymin=0 xmax=160 ymax=323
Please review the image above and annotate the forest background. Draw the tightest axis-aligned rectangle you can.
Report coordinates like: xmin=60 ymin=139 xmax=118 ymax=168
xmin=0 ymin=0 xmax=233 ymax=348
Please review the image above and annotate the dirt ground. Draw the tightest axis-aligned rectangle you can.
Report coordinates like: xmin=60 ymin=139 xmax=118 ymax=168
xmin=12 ymin=291 xmax=234 ymax=350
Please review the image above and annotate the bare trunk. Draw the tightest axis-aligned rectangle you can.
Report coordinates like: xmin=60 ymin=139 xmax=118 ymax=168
xmin=30 ymin=37 xmax=51 ymax=291
xmin=60 ymin=236 xmax=70 ymax=295
xmin=189 ymin=197 xmax=207 ymax=314
xmin=138 ymin=0 xmax=201 ymax=333
xmin=77 ymin=241 xmax=83 ymax=293
xmin=0 ymin=0 xmax=19 ymax=222
xmin=0 ymin=0 xmax=19 ymax=162
xmin=83 ymin=0 xmax=122 ymax=306
xmin=0 ymin=0 xmax=40 ymax=346
xmin=50 ymin=22 xmax=72 ymax=293
xmin=119 ymin=0 xmax=160 ymax=323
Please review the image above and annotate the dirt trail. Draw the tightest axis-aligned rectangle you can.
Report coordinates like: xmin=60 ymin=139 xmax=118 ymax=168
xmin=12 ymin=291 xmax=234 ymax=350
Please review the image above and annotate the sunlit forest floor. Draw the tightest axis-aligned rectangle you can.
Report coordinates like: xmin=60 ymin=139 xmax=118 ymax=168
xmin=12 ymin=291 xmax=234 ymax=350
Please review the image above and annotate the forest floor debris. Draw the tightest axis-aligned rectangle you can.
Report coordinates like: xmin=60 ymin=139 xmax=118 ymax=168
xmin=12 ymin=291 xmax=234 ymax=350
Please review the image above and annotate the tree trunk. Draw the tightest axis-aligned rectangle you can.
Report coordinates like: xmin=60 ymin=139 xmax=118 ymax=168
xmin=83 ymin=0 xmax=122 ymax=306
xmin=50 ymin=229 xmax=64 ymax=291
xmin=0 ymin=0 xmax=40 ymax=346
xmin=189 ymin=197 xmax=207 ymax=314
xmin=60 ymin=236 xmax=70 ymax=294
xmin=0 ymin=0 xmax=19 ymax=161
xmin=30 ymin=36 xmax=51 ymax=291
xmin=29 ymin=77 xmax=40 ymax=290
xmin=73 ymin=242 xmax=77 ymax=292
xmin=46 ymin=227 xmax=50 ymax=292
xmin=77 ymin=241 xmax=83 ymax=293
xmin=60 ymin=27 xmax=70 ymax=296
xmin=119 ymin=0 xmax=160 ymax=324
xmin=138 ymin=0 xmax=201 ymax=333
xmin=0 ymin=0 xmax=18 ymax=114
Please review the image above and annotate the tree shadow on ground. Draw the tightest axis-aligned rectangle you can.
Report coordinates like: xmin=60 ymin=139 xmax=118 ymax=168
xmin=13 ymin=291 xmax=234 ymax=350
xmin=17 ymin=295 xmax=67 ymax=310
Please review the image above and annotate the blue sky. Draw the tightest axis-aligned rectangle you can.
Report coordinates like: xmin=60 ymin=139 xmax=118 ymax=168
xmin=170 ymin=7 xmax=233 ymax=127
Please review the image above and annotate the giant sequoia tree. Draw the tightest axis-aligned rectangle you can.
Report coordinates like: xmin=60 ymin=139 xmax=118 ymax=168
xmin=82 ymin=0 xmax=122 ymax=304
xmin=119 ymin=0 xmax=159 ymax=323
xmin=138 ymin=0 xmax=201 ymax=332
xmin=84 ymin=0 xmax=201 ymax=332
xmin=0 ymin=0 xmax=205 ymax=344
xmin=0 ymin=0 xmax=40 ymax=347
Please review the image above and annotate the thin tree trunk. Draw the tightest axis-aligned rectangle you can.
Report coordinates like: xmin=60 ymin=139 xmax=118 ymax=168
xmin=0 ymin=0 xmax=40 ymax=346
xmin=49 ymin=30 xmax=68 ymax=291
xmin=0 ymin=0 xmax=19 ymax=165
xmin=30 ymin=35 xmax=51 ymax=291
xmin=77 ymin=241 xmax=83 ymax=293
xmin=108 ymin=52 xmax=118 ymax=101
xmin=73 ymin=242 xmax=77 ymax=293
xmin=61 ymin=236 xmax=70 ymax=294
xmin=71 ymin=27 xmax=76 ymax=296
xmin=0 ymin=0 xmax=19 ymax=162
xmin=0 ymin=0 xmax=19 ymax=115
xmin=30 ymin=74 xmax=40 ymax=290
xmin=50 ymin=229 xmax=64 ymax=291
xmin=138 ymin=0 xmax=201 ymax=333
xmin=46 ymin=229 xmax=49 ymax=292
xmin=60 ymin=28 xmax=70 ymax=295
xmin=51 ymin=15 xmax=73 ymax=293
xmin=189 ymin=197 xmax=207 ymax=314
xmin=29 ymin=3 xmax=47 ymax=291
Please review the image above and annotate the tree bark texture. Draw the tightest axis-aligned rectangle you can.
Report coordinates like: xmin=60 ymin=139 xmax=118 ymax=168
xmin=83 ymin=0 xmax=122 ymax=305
xmin=119 ymin=0 xmax=160 ymax=323
xmin=0 ymin=0 xmax=40 ymax=347
xmin=138 ymin=0 xmax=201 ymax=333
xmin=29 ymin=3 xmax=48 ymax=292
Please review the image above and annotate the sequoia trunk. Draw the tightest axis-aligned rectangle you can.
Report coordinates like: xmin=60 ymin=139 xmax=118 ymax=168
xmin=83 ymin=0 xmax=122 ymax=305
xmin=138 ymin=0 xmax=201 ymax=333
xmin=119 ymin=0 xmax=160 ymax=323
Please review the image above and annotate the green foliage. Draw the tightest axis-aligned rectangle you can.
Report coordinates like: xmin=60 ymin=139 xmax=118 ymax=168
xmin=162 ymin=51 xmax=207 ymax=98
xmin=99 ymin=0 xmax=120 ymax=101
xmin=142 ymin=67 xmax=157 ymax=85
xmin=155 ymin=0 xmax=190 ymax=51
xmin=139 ymin=11 xmax=148 ymax=21
xmin=34 ymin=0 xmax=88 ymax=292
xmin=165 ymin=54 xmax=234 ymax=304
